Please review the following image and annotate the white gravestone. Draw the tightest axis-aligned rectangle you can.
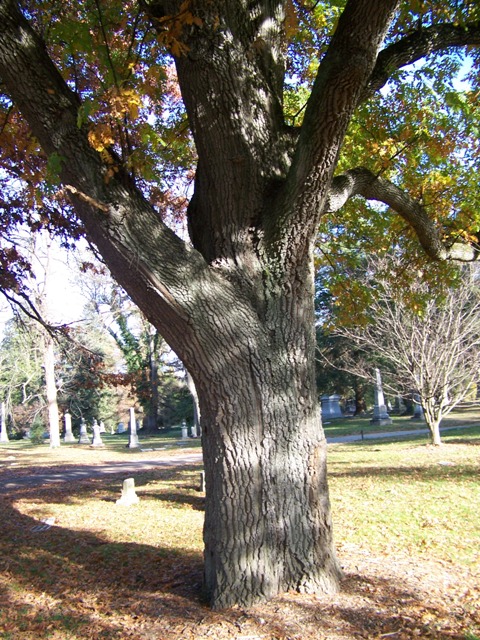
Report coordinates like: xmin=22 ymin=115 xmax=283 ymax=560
xmin=91 ymin=419 xmax=104 ymax=447
xmin=128 ymin=408 xmax=140 ymax=449
xmin=370 ymin=368 xmax=392 ymax=425
xmin=116 ymin=478 xmax=140 ymax=506
xmin=78 ymin=418 xmax=90 ymax=444
xmin=63 ymin=412 xmax=76 ymax=443
xmin=181 ymin=419 xmax=189 ymax=439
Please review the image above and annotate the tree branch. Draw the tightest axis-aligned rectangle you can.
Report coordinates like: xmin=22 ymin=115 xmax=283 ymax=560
xmin=324 ymin=167 xmax=480 ymax=262
xmin=363 ymin=21 xmax=480 ymax=100
xmin=275 ymin=0 xmax=399 ymax=260
xmin=0 ymin=0 xmax=234 ymax=355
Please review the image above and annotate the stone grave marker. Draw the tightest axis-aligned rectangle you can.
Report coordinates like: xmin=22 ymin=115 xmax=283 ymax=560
xmin=411 ymin=394 xmax=425 ymax=421
xmin=78 ymin=418 xmax=90 ymax=444
xmin=320 ymin=394 xmax=343 ymax=419
xmin=128 ymin=408 xmax=140 ymax=449
xmin=116 ymin=478 xmax=140 ymax=506
xmin=63 ymin=412 xmax=76 ymax=443
xmin=91 ymin=419 xmax=104 ymax=447
xmin=370 ymin=368 xmax=392 ymax=426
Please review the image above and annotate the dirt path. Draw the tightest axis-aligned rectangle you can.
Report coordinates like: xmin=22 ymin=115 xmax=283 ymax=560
xmin=1 ymin=423 xmax=476 ymax=490
xmin=0 ymin=451 xmax=203 ymax=490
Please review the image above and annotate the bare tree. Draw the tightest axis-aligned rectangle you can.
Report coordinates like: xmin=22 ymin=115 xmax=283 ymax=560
xmin=332 ymin=263 xmax=480 ymax=445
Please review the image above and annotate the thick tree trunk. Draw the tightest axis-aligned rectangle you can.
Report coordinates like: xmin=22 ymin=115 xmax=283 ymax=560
xmin=186 ymin=273 xmax=342 ymax=608
xmin=201 ymin=378 xmax=341 ymax=608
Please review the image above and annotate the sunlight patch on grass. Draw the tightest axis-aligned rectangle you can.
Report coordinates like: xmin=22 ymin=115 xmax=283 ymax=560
xmin=328 ymin=439 xmax=480 ymax=567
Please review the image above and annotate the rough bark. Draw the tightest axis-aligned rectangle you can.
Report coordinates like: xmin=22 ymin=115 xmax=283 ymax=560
xmin=197 ymin=289 xmax=341 ymax=607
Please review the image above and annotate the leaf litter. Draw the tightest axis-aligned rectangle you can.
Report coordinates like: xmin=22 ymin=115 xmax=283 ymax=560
xmin=0 ymin=441 xmax=478 ymax=639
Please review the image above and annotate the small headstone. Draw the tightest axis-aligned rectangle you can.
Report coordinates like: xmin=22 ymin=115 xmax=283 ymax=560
xmin=99 ymin=420 xmax=106 ymax=434
xmin=91 ymin=419 xmax=104 ymax=447
xmin=63 ymin=412 xmax=76 ymax=443
xmin=31 ymin=517 xmax=56 ymax=532
xmin=320 ymin=395 xmax=343 ymax=419
xmin=181 ymin=419 xmax=189 ymax=439
xmin=117 ymin=422 xmax=126 ymax=434
xmin=191 ymin=423 xmax=198 ymax=438
xmin=0 ymin=402 xmax=9 ymax=443
xmin=128 ymin=408 xmax=140 ymax=449
xmin=78 ymin=418 xmax=90 ymax=444
xmin=116 ymin=477 xmax=140 ymax=506
xmin=411 ymin=394 xmax=425 ymax=421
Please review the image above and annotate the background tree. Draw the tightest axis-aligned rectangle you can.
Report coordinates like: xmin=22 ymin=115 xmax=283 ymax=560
xmin=332 ymin=258 xmax=480 ymax=445
xmin=57 ymin=320 xmax=128 ymax=430
xmin=0 ymin=317 xmax=44 ymax=437
xmin=0 ymin=312 xmax=125 ymax=438
xmin=78 ymin=263 xmax=193 ymax=429
xmin=315 ymin=264 xmax=372 ymax=414
xmin=316 ymin=331 xmax=371 ymax=414
xmin=1 ymin=0 xmax=480 ymax=607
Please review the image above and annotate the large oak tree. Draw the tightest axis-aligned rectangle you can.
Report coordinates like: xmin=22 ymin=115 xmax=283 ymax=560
xmin=0 ymin=0 xmax=479 ymax=608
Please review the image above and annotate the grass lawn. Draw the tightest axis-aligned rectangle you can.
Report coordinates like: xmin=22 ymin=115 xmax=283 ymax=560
xmin=0 ymin=421 xmax=478 ymax=639
xmin=322 ymin=404 xmax=480 ymax=439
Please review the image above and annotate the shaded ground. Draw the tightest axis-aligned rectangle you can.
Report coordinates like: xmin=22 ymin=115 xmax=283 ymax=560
xmin=0 ymin=436 xmax=479 ymax=639
xmin=1 ymin=473 xmax=478 ymax=640
xmin=0 ymin=451 xmax=203 ymax=490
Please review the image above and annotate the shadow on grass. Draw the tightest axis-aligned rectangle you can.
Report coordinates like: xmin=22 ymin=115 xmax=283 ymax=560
xmin=1 ymin=465 xmax=477 ymax=639
xmin=145 ymin=491 xmax=205 ymax=510
xmin=329 ymin=463 xmax=479 ymax=482
xmin=0 ymin=474 xmax=206 ymax=638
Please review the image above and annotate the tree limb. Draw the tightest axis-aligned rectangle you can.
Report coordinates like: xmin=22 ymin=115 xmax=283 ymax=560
xmin=276 ymin=0 xmax=400 ymax=259
xmin=363 ymin=21 xmax=480 ymax=100
xmin=324 ymin=167 xmax=480 ymax=262
xmin=0 ymin=0 xmax=252 ymax=361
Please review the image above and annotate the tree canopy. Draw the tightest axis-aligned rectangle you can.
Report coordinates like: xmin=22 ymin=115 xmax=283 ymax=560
xmin=0 ymin=1 xmax=479 ymax=304
xmin=1 ymin=0 xmax=480 ymax=609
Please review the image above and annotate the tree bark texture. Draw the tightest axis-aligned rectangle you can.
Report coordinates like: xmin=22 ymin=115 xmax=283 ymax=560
xmin=189 ymin=266 xmax=341 ymax=607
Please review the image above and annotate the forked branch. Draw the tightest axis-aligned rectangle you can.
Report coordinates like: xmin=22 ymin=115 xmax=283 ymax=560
xmin=324 ymin=167 xmax=480 ymax=262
